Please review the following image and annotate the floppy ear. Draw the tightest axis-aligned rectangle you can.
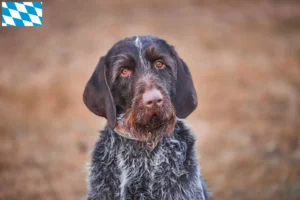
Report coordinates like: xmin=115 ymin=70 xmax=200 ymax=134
xmin=83 ymin=57 xmax=116 ymax=129
xmin=174 ymin=54 xmax=198 ymax=119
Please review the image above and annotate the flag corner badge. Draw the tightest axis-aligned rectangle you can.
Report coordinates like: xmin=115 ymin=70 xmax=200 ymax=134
xmin=2 ymin=2 xmax=43 ymax=27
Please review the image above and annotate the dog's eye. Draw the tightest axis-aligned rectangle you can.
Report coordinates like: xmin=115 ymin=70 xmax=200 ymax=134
xmin=120 ymin=68 xmax=131 ymax=77
xmin=155 ymin=61 xmax=165 ymax=69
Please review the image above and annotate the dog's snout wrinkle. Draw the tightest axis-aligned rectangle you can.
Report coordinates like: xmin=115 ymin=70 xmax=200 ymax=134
xmin=143 ymin=88 xmax=163 ymax=108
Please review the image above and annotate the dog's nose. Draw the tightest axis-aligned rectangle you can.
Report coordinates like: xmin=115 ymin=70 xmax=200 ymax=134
xmin=143 ymin=88 xmax=163 ymax=108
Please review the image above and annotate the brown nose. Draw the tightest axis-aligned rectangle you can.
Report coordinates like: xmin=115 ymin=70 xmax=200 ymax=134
xmin=143 ymin=88 xmax=163 ymax=108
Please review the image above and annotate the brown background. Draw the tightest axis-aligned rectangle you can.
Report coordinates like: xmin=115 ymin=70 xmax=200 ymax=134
xmin=0 ymin=0 xmax=300 ymax=199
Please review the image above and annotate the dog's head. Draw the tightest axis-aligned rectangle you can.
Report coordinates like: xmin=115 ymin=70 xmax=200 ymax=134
xmin=83 ymin=35 xmax=197 ymax=143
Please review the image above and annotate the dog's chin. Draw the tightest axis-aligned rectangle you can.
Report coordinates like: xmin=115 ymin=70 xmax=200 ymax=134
xmin=119 ymin=104 xmax=176 ymax=146
xmin=131 ymin=115 xmax=175 ymax=144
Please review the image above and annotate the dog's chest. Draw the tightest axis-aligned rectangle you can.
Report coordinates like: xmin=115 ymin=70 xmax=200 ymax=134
xmin=116 ymin=137 xmax=187 ymax=199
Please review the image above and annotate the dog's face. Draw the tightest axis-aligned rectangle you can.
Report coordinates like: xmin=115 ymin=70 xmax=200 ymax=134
xmin=83 ymin=36 xmax=197 ymax=143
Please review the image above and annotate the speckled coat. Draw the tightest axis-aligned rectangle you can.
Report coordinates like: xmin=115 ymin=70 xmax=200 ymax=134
xmin=87 ymin=120 xmax=210 ymax=200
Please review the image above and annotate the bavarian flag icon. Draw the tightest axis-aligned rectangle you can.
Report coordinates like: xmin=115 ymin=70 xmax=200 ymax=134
xmin=2 ymin=2 xmax=43 ymax=26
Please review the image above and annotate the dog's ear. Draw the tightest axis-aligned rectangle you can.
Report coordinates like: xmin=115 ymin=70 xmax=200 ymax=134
xmin=83 ymin=57 xmax=116 ymax=128
xmin=173 ymin=53 xmax=198 ymax=119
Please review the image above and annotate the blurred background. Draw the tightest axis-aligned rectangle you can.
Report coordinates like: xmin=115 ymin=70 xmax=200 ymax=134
xmin=0 ymin=0 xmax=300 ymax=199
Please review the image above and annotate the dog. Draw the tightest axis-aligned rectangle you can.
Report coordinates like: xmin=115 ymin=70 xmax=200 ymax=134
xmin=83 ymin=35 xmax=210 ymax=200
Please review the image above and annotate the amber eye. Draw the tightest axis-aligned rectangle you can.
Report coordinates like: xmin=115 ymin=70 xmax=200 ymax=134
xmin=120 ymin=68 xmax=131 ymax=77
xmin=155 ymin=61 xmax=165 ymax=69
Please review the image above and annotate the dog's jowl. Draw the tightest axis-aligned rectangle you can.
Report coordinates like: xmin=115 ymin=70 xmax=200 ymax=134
xmin=83 ymin=35 xmax=210 ymax=200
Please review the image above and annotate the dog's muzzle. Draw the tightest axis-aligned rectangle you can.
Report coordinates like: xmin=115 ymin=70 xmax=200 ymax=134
xmin=117 ymin=78 xmax=176 ymax=145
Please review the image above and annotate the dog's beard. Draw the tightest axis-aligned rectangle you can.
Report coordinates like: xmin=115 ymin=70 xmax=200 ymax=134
xmin=117 ymin=97 xmax=176 ymax=146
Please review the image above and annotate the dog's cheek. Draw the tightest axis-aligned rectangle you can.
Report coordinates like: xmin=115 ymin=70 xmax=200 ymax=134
xmin=158 ymin=67 xmax=176 ymax=97
xmin=122 ymin=79 xmax=135 ymax=108
xmin=112 ymin=80 xmax=134 ymax=110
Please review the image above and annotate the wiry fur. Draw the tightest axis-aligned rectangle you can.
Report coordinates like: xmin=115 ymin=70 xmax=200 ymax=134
xmin=87 ymin=120 xmax=210 ymax=200
xmin=84 ymin=35 xmax=210 ymax=200
xmin=120 ymin=75 xmax=176 ymax=145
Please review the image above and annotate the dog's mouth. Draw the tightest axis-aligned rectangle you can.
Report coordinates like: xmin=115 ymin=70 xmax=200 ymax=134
xmin=116 ymin=96 xmax=176 ymax=145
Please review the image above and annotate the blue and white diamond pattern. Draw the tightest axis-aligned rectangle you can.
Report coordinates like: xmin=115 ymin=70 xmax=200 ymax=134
xmin=2 ymin=2 xmax=43 ymax=26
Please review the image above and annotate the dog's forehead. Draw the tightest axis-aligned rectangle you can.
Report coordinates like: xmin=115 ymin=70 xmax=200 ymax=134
xmin=108 ymin=36 xmax=171 ymax=57
xmin=133 ymin=35 xmax=156 ymax=50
